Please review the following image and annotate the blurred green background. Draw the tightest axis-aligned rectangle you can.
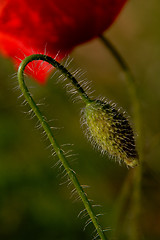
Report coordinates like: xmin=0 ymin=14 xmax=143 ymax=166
xmin=0 ymin=1 xmax=160 ymax=239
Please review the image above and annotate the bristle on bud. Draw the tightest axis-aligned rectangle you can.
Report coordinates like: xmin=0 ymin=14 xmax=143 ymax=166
xmin=83 ymin=100 xmax=139 ymax=167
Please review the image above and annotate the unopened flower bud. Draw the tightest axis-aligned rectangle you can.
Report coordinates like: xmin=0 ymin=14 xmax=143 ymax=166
xmin=83 ymin=100 xmax=139 ymax=167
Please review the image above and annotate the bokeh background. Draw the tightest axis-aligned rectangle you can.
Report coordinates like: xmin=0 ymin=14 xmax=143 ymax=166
xmin=0 ymin=0 xmax=160 ymax=239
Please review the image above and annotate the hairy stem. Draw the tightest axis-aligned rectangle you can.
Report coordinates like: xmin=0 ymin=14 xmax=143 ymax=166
xmin=99 ymin=35 xmax=142 ymax=239
xmin=18 ymin=54 xmax=107 ymax=240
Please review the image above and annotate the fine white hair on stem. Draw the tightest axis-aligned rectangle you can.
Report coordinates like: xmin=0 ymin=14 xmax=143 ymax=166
xmin=21 ymin=99 xmax=28 ymax=106
xmin=102 ymin=228 xmax=111 ymax=232
xmin=69 ymin=184 xmax=90 ymax=204
xmin=51 ymin=159 xmax=62 ymax=169
xmin=91 ymin=222 xmax=111 ymax=240
xmin=80 ymin=211 xmax=89 ymax=220
xmin=83 ymin=217 xmax=93 ymax=231
xmin=62 ymin=55 xmax=74 ymax=68
xmin=92 ymin=204 xmax=102 ymax=208
xmin=50 ymin=55 xmax=95 ymax=104
xmin=72 ymin=194 xmax=82 ymax=203
xmin=59 ymin=176 xmax=72 ymax=186
xmin=15 ymin=46 xmax=62 ymax=77
xmin=17 ymin=93 xmax=24 ymax=99
xmin=96 ymin=213 xmax=105 ymax=219
xmin=92 ymin=232 xmax=100 ymax=240
xmin=70 ymin=187 xmax=79 ymax=200
xmin=81 ymin=185 xmax=90 ymax=189
xmin=77 ymin=208 xmax=88 ymax=218
xmin=10 ymin=72 xmax=19 ymax=81
xmin=92 ymin=227 xmax=111 ymax=240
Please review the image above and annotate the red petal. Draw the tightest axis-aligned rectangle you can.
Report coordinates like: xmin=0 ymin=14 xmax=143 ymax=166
xmin=0 ymin=0 xmax=127 ymax=84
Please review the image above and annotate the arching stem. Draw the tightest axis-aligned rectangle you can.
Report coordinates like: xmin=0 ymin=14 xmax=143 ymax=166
xmin=99 ymin=35 xmax=142 ymax=239
xmin=99 ymin=35 xmax=141 ymax=137
xmin=99 ymin=35 xmax=131 ymax=76
xmin=18 ymin=54 xmax=108 ymax=240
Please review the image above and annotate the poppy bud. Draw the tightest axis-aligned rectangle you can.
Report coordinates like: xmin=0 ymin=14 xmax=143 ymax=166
xmin=83 ymin=99 xmax=139 ymax=167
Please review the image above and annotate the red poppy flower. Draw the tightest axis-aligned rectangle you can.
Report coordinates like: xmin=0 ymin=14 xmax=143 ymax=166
xmin=0 ymin=0 xmax=127 ymax=84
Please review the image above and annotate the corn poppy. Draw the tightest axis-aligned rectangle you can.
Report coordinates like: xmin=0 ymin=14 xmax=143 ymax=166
xmin=0 ymin=0 xmax=127 ymax=83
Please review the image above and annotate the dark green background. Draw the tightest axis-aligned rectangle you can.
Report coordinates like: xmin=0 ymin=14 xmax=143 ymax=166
xmin=0 ymin=1 xmax=160 ymax=239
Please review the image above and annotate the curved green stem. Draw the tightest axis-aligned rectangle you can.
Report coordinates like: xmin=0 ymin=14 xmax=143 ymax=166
xmin=99 ymin=35 xmax=131 ymax=77
xmin=99 ymin=36 xmax=141 ymax=142
xmin=20 ymin=54 xmax=91 ymax=105
xmin=18 ymin=54 xmax=107 ymax=240
xmin=99 ymin=35 xmax=142 ymax=239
